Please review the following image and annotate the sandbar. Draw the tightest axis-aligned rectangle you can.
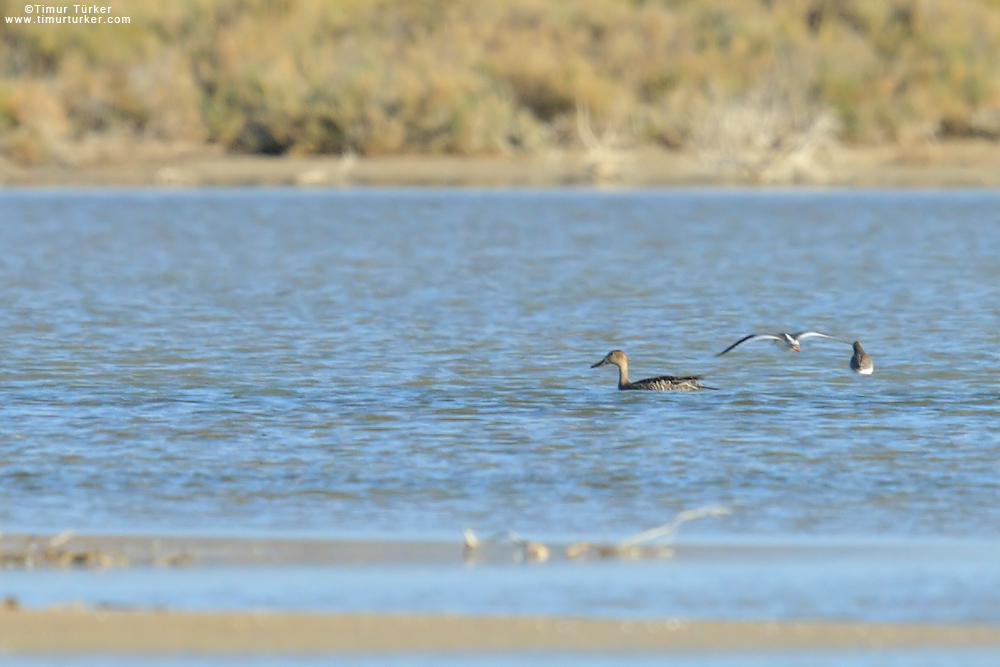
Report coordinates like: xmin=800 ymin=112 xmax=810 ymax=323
xmin=3 ymin=533 xmax=999 ymax=654
xmin=2 ymin=609 xmax=1000 ymax=654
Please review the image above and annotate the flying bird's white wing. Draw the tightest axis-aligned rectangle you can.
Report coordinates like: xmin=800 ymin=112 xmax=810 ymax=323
xmin=794 ymin=331 xmax=850 ymax=345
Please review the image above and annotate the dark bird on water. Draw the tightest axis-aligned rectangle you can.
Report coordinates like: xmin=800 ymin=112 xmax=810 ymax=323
xmin=850 ymin=341 xmax=874 ymax=375
xmin=591 ymin=350 xmax=714 ymax=391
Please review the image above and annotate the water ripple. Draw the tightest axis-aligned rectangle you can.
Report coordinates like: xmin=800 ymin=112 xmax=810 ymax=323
xmin=0 ymin=189 xmax=999 ymax=539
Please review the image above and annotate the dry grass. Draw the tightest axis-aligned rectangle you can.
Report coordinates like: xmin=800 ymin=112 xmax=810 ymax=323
xmin=2 ymin=0 xmax=1000 ymax=165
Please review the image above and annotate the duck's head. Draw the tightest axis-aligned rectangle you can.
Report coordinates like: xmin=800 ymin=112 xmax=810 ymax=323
xmin=592 ymin=349 xmax=627 ymax=368
xmin=852 ymin=341 xmax=865 ymax=353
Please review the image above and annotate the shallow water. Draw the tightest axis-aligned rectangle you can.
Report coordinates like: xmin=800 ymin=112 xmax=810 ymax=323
xmin=1 ymin=188 xmax=999 ymax=539
xmin=4 ymin=539 xmax=1000 ymax=622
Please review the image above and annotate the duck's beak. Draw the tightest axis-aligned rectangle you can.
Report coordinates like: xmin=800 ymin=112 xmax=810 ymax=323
xmin=591 ymin=359 xmax=607 ymax=368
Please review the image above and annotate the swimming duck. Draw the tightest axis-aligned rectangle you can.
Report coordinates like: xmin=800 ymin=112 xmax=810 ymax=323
xmin=849 ymin=341 xmax=874 ymax=375
xmin=716 ymin=331 xmax=848 ymax=356
xmin=591 ymin=350 xmax=713 ymax=391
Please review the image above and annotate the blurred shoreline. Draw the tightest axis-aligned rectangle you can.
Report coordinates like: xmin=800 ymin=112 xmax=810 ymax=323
xmin=2 ymin=609 xmax=1000 ymax=653
xmin=2 ymin=141 xmax=999 ymax=188
xmin=3 ymin=533 xmax=1000 ymax=653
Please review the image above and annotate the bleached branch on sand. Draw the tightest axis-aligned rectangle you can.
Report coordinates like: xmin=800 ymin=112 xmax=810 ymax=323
xmin=615 ymin=505 xmax=732 ymax=550
xmin=0 ymin=530 xmax=190 ymax=570
xmin=461 ymin=527 xmax=550 ymax=563
xmin=566 ymin=505 xmax=732 ymax=560
xmin=463 ymin=505 xmax=731 ymax=564
xmin=505 ymin=530 xmax=551 ymax=563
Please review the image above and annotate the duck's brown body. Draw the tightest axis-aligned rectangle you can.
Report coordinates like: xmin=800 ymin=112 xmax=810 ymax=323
xmin=591 ymin=350 xmax=713 ymax=391
xmin=621 ymin=375 xmax=708 ymax=391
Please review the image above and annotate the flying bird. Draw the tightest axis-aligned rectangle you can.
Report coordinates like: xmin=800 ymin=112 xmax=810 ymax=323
xmin=716 ymin=331 xmax=848 ymax=356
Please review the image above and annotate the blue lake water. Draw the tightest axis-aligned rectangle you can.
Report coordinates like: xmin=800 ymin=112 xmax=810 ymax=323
xmin=2 ymin=188 xmax=998 ymax=539
xmin=2 ymin=189 xmax=1000 ymax=648
xmin=3 ymin=539 xmax=1000 ymax=622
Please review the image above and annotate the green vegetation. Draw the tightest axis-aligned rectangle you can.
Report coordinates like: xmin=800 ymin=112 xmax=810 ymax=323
xmin=2 ymin=0 xmax=1000 ymax=164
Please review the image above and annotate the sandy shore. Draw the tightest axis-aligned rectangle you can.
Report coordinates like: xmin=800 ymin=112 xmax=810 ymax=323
xmin=2 ymin=533 xmax=999 ymax=653
xmin=1 ymin=142 xmax=1000 ymax=188
xmin=1 ymin=609 xmax=999 ymax=653
xmin=0 ymin=531 xmax=972 ymax=568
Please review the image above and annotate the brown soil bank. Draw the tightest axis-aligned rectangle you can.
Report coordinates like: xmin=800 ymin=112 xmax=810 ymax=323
xmin=2 ymin=142 xmax=1000 ymax=188
xmin=2 ymin=609 xmax=1000 ymax=653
